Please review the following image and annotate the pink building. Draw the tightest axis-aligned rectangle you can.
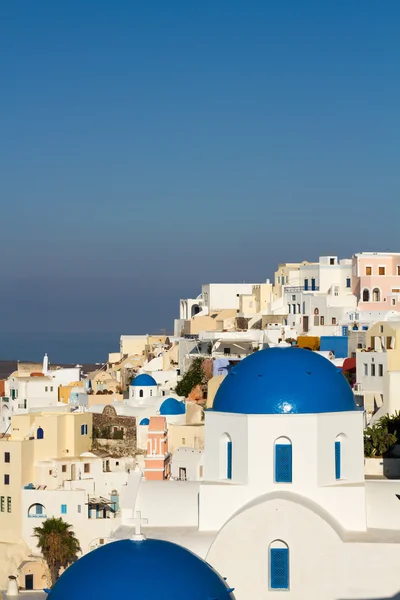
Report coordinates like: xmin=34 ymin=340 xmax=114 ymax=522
xmin=144 ymin=416 xmax=171 ymax=481
xmin=353 ymin=252 xmax=400 ymax=312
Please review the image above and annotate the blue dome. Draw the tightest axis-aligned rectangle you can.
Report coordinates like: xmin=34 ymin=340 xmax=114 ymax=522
xmin=131 ymin=374 xmax=157 ymax=387
xmin=47 ymin=538 xmax=235 ymax=600
xmin=139 ymin=418 xmax=150 ymax=426
xmin=213 ymin=347 xmax=356 ymax=415
xmin=160 ymin=398 xmax=186 ymax=415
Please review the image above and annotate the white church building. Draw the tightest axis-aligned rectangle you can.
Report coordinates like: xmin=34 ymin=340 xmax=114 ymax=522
xmin=42 ymin=347 xmax=400 ymax=599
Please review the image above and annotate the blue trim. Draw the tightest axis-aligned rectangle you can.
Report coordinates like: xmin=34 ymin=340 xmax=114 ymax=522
xmin=275 ymin=444 xmax=292 ymax=483
xmin=61 ymin=504 xmax=67 ymax=515
xmin=227 ymin=441 xmax=232 ymax=479
xmin=270 ymin=548 xmax=289 ymax=589
xmin=139 ymin=418 xmax=150 ymax=426
xmin=335 ymin=441 xmax=341 ymax=479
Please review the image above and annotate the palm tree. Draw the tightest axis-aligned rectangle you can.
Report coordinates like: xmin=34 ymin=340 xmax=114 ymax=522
xmin=34 ymin=517 xmax=81 ymax=587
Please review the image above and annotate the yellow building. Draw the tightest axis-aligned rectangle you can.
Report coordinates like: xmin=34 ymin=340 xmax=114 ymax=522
xmin=206 ymin=375 xmax=226 ymax=408
xmin=58 ymin=381 xmax=83 ymax=403
xmin=0 ymin=411 xmax=92 ymax=543
xmin=366 ymin=322 xmax=400 ymax=371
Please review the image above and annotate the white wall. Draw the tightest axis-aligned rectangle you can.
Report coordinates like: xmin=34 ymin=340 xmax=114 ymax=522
xmin=202 ymin=284 xmax=256 ymax=311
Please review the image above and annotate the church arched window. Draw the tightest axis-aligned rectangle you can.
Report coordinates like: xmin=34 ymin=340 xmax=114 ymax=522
xmin=139 ymin=390 xmax=144 ymax=398
xmin=362 ymin=288 xmax=370 ymax=302
xmin=36 ymin=427 xmax=44 ymax=440
xmin=274 ymin=437 xmax=292 ymax=483
xmin=269 ymin=540 xmax=289 ymax=590
xmin=219 ymin=433 xmax=232 ymax=480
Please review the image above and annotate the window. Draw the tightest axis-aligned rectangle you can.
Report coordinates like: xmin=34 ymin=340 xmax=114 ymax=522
xmin=304 ymin=279 xmax=309 ymax=291
xmin=7 ymin=497 xmax=11 ymax=513
xmin=50 ymin=387 xmax=53 ymax=392
xmin=84 ymin=463 xmax=90 ymax=474
xmin=227 ymin=440 xmax=232 ymax=479
xmin=397 ymin=266 xmax=400 ymax=276
xmin=335 ymin=441 xmax=341 ymax=479
xmin=292 ymin=304 xmax=296 ymax=315
xmin=49 ymin=470 xmax=53 ymax=476
xmin=330 ymin=258 xmax=335 ymax=265
xmin=379 ymin=364 xmax=383 ymax=377
xmin=0 ymin=497 xmax=4 ymax=512
xmin=332 ymin=317 xmax=337 ymax=325
xmin=379 ymin=266 xmax=386 ymax=275
xmin=366 ymin=266 xmax=372 ymax=275
xmin=380 ymin=325 xmax=384 ymax=333
xmin=362 ymin=288 xmax=370 ymax=302
xmin=4 ymin=475 xmax=9 ymax=485
xmin=78 ymin=505 xmax=81 ymax=513
xmin=37 ymin=427 xmax=44 ymax=440
xmin=371 ymin=364 xmax=376 ymax=376
xmin=364 ymin=363 xmax=368 ymax=376
xmin=346 ymin=278 xmax=351 ymax=288
xmin=36 ymin=504 xmax=43 ymax=516
xmin=223 ymin=347 xmax=230 ymax=355
xmin=275 ymin=439 xmax=292 ymax=483
xmin=270 ymin=542 xmax=289 ymax=590
xmin=61 ymin=504 xmax=67 ymax=514
xmin=81 ymin=424 xmax=88 ymax=435
xmin=291 ymin=295 xmax=296 ymax=301
xmin=4 ymin=452 xmax=10 ymax=463
xmin=62 ymin=465 xmax=67 ymax=473
xmin=45 ymin=387 xmax=48 ymax=392
xmin=393 ymin=299 xmax=396 ymax=306
xmin=182 ymin=438 xmax=186 ymax=444
xmin=278 ymin=277 xmax=281 ymax=284
xmin=372 ymin=288 xmax=381 ymax=302
xmin=139 ymin=390 xmax=143 ymax=398
xmin=320 ymin=316 xmax=325 ymax=325
xmin=311 ymin=278 xmax=316 ymax=291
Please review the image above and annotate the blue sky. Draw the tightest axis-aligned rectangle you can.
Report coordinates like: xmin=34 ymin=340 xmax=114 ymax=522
xmin=1 ymin=1 xmax=399 ymax=345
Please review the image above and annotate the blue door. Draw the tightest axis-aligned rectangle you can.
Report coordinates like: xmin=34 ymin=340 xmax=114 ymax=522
xmin=304 ymin=279 xmax=309 ymax=291
xmin=335 ymin=441 xmax=341 ymax=479
xmin=275 ymin=444 xmax=292 ymax=482
xmin=227 ymin=441 xmax=232 ymax=479
xmin=311 ymin=278 xmax=316 ymax=291
xmin=270 ymin=547 xmax=289 ymax=589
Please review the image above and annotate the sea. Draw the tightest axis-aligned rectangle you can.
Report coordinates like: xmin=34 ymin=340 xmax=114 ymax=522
xmin=0 ymin=332 xmax=121 ymax=364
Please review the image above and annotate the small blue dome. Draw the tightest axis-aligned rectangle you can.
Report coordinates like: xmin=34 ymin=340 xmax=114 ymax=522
xmin=139 ymin=418 xmax=150 ymax=426
xmin=131 ymin=374 xmax=157 ymax=387
xmin=160 ymin=398 xmax=186 ymax=415
xmin=213 ymin=347 xmax=356 ymax=415
xmin=47 ymin=538 xmax=235 ymax=600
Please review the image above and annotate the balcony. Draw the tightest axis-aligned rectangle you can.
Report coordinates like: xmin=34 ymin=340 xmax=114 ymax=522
xmin=284 ymin=286 xmax=320 ymax=293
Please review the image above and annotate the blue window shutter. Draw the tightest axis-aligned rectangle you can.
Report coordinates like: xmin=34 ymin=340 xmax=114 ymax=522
xmin=81 ymin=425 xmax=84 ymax=435
xmin=335 ymin=441 xmax=341 ymax=479
xmin=270 ymin=548 xmax=289 ymax=589
xmin=304 ymin=279 xmax=308 ymax=291
xmin=227 ymin=441 xmax=232 ymax=479
xmin=275 ymin=444 xmax=292 ymax=483
xmin=61 ymin=504 xmax=67 ymax=514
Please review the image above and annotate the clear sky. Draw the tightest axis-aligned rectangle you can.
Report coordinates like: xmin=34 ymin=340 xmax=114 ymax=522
xmin=1 ymin=1 xmax=399 ymax=350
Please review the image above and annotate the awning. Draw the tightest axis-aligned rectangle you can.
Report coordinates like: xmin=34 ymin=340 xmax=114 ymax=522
xmin=342 ymin=358 xmax=356 ymax=372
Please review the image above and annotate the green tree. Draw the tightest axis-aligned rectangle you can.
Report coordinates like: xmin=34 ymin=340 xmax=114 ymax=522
xmin=364 ymin=424 xmax=397 ymax=457
xmin=176 ymin=357 xmax=205 ymax=398
xmin=34 ymin=517 xmax=81 ymax=587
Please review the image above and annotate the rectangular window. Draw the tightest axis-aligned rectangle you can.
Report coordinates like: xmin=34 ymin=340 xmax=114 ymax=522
xmin=335 ymin=441 xmax=341 ymax=480
xmin=7 ymin=497 xmax=11 ymax=513
xmin=275 ymin=444 xmax=292 ymax=483
xmin=291 ymin=295 xmax=296 ymax=301
xmin=397 ymin=266 xmax=400 ymax=276
xmin=311 ymin=278 xmax=316 ymax=291
xmin=84 ymin=463 xmax=90 ymax=474
xmin=50 ymin=387 xmax=53 ymax=392
xmin=62 ymin=465 xmax=67 ymax=473
xmin=366 ymin=266 xmax=372 ymax=275
xmin=304 ymin=279 xmax=309 ymax=291
xmin=379 ymin=364 xmax=383 ymax=377
xmin=320 ymin=316 xmax=325 ymax=325
xmin=270 ymin=548 xmax=289 ymax=589
xmin=346 ymin=278 xmax=351 ymax=288
xmin=45 ymin=387 xmax=48 ymax=392
xmin=4 ymin=452 xmax=10 ymax=463
xmin=371 ymin=364 xmax=376 ymax=376
xmin=379 ymin=266 xmax=386 ymax=275
xmin=61 ymin=504 xmax=67 ymax=514
xmin=182 ymin=438 xmax=186 ymax=444
xmin=0 ymin=497 xmax=4 ymax=512
xmin=364 ymin=363 xmax=368 ymax=376
xmin=4 ymin=474 xmax=9 ymax=485
xmin=330 ymin=258 xmax=335 ymax=265
xmin=78 ymin=505 xmax=82 ymax=513
xmin=332 ymin=317 xmax=337 ymax=325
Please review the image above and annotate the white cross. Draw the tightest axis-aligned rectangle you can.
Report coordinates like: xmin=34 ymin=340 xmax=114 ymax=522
xmin=131 ymin=511 xmax=148 ymax=540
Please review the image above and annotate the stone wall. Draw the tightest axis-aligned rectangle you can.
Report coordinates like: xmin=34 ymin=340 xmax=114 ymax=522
xmin=92 ymin=406 xmax=136 ymax=457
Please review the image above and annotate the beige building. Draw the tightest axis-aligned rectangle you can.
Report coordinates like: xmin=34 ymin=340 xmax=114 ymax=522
xmin=206 ymin=375 xmax=226 ymax=409
xmin=0 ymin=411 xmax=92 ymax=543
xmin=183 ymin=309 xmax=237 ymax=336
xmin=239 ymin=282 xmax=274 ymax=317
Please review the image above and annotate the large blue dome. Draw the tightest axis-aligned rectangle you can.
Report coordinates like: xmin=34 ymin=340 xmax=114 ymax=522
xmin=131 ymin=374 xmax=157 ymax=387
xmin=213 ymin=347 xmax=356 ymax=415
xmin=47 ymin=538 xmax=235 ymax=600
xmin=160 ymin=398 xmax=186 ymax=415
